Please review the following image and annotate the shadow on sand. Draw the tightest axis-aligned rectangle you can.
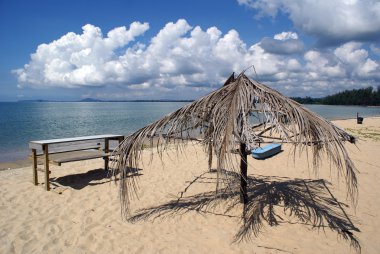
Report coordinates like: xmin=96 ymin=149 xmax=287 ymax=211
xmin=129 ymin=170 xmax=361 ymax=253
xmin=52 ymin=167 xmax=142 ymax=190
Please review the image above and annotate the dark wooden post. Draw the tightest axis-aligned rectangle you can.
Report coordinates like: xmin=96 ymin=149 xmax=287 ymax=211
xmin=104 ymin=138 xmax=109 ymax=171
xmin=43 ymin=144 xmax=50 ymax=191
xmin=240 ymin=143 xmax=248 ymax=204
xmin=32 ymin=149 xmax=38 ymax=185
xmin=208 ymin=141 xmax=213 ymax=172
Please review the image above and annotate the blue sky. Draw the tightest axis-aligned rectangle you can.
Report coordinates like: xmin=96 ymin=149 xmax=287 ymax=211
xmin=1 ymin=0 xmax=379 ymax=101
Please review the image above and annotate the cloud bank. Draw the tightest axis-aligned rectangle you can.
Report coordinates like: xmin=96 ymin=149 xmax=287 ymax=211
xmin=238 ymin=0 xmax=380 ymax=45
xmin=238 ymin=0 xmax=380 ymax=46
xmin=14 ymin=19 xmax=380 ymax=98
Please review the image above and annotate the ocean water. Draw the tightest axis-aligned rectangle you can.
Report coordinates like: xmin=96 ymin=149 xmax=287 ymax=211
xmin=0 ymin=102 xmax=379 ymax=162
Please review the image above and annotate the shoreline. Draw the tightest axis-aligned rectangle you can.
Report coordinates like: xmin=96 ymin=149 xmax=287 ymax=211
xmin=1 ymin=116 xmax=379 ymax=170
xmin=328 ymin=114 xmax=380 ymax=121
xmin=0 ymin=159 xmax=32 ymax=171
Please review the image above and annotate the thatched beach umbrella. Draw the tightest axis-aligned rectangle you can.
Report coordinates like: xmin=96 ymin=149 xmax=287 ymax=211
xmin=113 ymin=71 xmax=357 ymax=218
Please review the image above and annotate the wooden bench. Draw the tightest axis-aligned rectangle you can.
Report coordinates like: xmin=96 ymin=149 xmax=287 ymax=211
xmin=29 ymin=134 xmax=124 ymax=191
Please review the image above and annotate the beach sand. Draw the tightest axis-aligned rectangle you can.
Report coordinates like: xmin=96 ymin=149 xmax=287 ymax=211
xmin=1 ymin=117 xmax=379 ymax=253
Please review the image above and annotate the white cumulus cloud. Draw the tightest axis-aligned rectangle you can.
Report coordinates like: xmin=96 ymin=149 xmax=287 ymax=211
xmin=14 ymin=19 xmax=272 ymax=89
xmin=274 ymin=32 xmax=298 ymax=41
xmin=13 ymin=19 xmax=380 ymax=98
xmin=238 ymin=0 xmax=380 ymax=45
xmin=14 ymin=22 xmax=149 ymax=88
xmin=259 ymin=31 xmax=304 ymax=55
xmin=370 ymin=44 xmax=380 ymax=56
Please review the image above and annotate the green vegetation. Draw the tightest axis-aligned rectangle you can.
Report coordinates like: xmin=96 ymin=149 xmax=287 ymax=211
xmin=292 ymin=86 xmax=380 ymax=106
xmin=346 ymin=127 xmax=380 ymax=141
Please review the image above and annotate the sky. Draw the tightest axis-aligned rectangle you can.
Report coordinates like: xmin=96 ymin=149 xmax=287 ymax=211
xmin=1 ymin=0 xmax=380 ymax=101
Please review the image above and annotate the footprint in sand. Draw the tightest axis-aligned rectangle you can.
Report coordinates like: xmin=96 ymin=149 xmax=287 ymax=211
xmin=4 ymin=242 xmax=16 ymax=254
xmin=45 ymin=221 xmax=62 ymax=236
xmin=18 ymin=229 xmax=32 ymax=241
xmin=21 ymin=237 xmax=38 ymax=253
xmin=80 ymin=216 xmax=96 ymax=232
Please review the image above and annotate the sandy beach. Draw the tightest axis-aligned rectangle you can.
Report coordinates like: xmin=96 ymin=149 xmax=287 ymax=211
xmin=1 ymin=117 xmax=379 ymax=254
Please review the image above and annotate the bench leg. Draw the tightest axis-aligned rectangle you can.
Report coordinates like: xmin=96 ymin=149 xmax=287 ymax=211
xmin=32 ymin=149 xmax=38 ymax=185
xmin=43 ymin=144 xmax=50 ymax=191
xmin=115 ymin=136 xmax=124 ymax=169
xmin=104 ymin=138 xmax=109 ymax=171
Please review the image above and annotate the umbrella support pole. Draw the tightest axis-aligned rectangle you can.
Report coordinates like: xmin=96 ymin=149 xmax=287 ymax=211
xmin=240 ymin=143 xmax=248 ymax=204
xmin=208 ymin=141 xmax=213 ymax=172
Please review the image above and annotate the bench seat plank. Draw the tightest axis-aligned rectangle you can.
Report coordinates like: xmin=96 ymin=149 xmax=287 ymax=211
xmin=29 ymin=134 xmax=123 ymax=149
xmin=29 ymin=146 xmax=102 ymax=158
xmin=51 ymin=152 xmax=111 ymax=165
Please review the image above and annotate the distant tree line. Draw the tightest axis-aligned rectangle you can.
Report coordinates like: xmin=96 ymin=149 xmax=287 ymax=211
xmin=291 ymin=86 xmax=380 ymax=106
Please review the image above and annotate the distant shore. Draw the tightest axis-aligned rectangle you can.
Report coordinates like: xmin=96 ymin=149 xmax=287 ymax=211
xmin=12 ymin=99 xmax=380 ymax=106
xmin=16 ymin=98 xmax=194 ymax=103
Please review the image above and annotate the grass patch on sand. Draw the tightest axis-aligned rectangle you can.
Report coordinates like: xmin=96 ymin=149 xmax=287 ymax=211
xmin=346 ymin=126 xmax=380 ymax=141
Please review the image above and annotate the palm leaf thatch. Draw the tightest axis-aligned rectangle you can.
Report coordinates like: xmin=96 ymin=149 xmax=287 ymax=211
xmin=112 ymin=71 xmax=357 ymax=218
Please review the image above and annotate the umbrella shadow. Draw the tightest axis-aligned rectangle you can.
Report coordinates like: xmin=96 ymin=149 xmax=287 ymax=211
xmin=129 ymin=171 xmax=361 ymax=253
xmin=53 ymin=167 xmax=142 ymax=190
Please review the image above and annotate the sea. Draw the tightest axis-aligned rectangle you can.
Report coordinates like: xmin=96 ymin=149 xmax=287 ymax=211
xmin=0 ymin=102 xmax=379 ymax=163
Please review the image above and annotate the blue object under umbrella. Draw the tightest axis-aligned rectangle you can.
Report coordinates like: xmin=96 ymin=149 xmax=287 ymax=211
xmin=252 ymin=143 xmax=282 ymax=159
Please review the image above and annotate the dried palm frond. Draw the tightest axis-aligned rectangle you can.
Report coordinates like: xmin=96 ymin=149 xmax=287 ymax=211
xmin=111 ymin=71 xmax=357 ymax=218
